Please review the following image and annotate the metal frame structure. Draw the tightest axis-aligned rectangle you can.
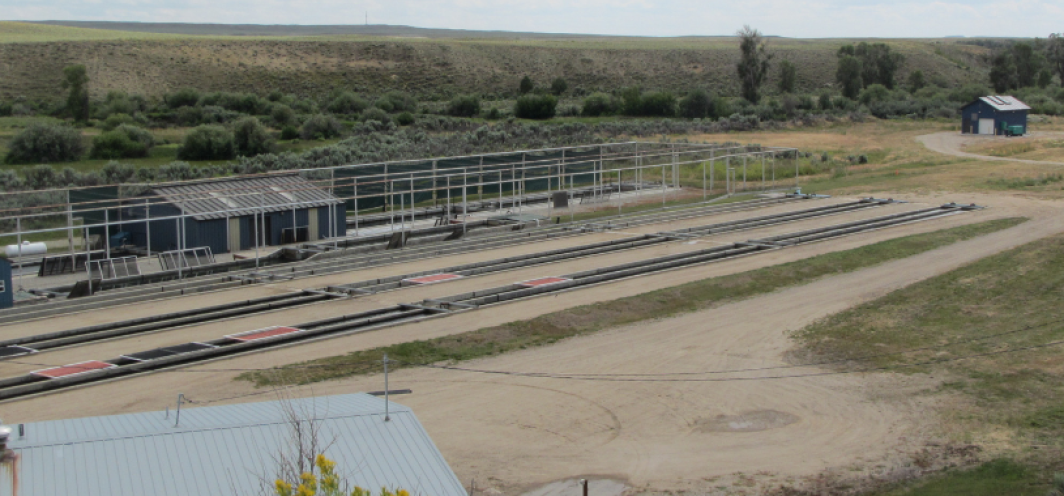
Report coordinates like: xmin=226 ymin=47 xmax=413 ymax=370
xmin=87 ymin=256 xmax=142 ymax=281
xmin=0 ymin=142 xmax=801 ymax=292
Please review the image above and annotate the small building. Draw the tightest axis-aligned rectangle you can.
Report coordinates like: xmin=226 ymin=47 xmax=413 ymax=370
xmin=124 ymin=175 xmax=346 ymax=254
xmin=0 ymin=393 xmax=466 ymax=496
xmin=961 ymin=96 xmax=1029 ymax=136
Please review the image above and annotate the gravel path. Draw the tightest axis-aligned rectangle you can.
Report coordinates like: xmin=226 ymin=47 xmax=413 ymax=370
xmin=917 ymin=131 xmax=1064 ymax=165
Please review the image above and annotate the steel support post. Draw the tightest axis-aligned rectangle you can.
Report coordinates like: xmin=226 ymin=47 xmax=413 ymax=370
xmin=67 ymin=190 xmax=76 ymax=271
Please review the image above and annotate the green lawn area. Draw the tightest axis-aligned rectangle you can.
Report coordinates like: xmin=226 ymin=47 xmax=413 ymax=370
xmin=874 ymin=459 xmax=1048 ymax=496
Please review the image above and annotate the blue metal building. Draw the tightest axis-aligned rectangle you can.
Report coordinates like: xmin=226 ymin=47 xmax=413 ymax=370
xmin=961 ymin=96 xmax=1029 ymax=136
xmin=0 ymin=257 xmax=11 ymax=309
xmin=123 ymin=175 xmax=346 ymax=254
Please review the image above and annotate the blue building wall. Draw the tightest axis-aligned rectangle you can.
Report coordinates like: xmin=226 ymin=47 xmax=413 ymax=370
xmin=0 ymin=257 xmax=12 ymax=309
xmin=124 ymin=202 xmax=347 ymax=253
xmin=961 ymin=100 xmax=1028 ymax=135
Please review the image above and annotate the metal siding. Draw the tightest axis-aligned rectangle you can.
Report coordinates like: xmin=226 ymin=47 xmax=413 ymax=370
xmin=0 ymin=259 xmax=12 ymax=309
xmin=192 ymin=218 xmax=229 ymax=254
xmin=333 ymin=203 xmax=347 ymax=238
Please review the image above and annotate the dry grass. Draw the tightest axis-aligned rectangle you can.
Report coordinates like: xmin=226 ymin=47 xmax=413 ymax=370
xmin=688 ymin=119 xmax=1064 ymax=199
xmin=0 ymin=28 xmax=989 ymax=100
xmin=793 ymin=232 xmax=1064 ymax=470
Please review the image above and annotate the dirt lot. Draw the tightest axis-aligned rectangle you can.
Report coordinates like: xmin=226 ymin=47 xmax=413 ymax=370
xmin=3 ymin=190 xmax=1062 ymax=494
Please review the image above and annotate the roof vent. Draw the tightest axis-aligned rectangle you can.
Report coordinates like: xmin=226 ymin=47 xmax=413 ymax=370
xmin=208 ymin=192 xmax=239 ymax=209
xmin=270 ymin=186 xmax=297 ymax=203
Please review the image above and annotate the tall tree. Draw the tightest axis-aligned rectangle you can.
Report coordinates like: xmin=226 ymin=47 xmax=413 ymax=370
xmin=840 ymin=42 xmax=904 ymax=89
xmin=778 ymin=60 xmax=797 ymax=93
xmin=1011 ymin=42 xmax=1044 ymax=88
xmin=1048 ymin=34 xmax=1064 ymax=85
xmin=62 ymin=64 xmax=90 ymax=123
xmin=907 ymin=70 xmax=926 ymax=93
xmin=836 ymin=56 xmax=863 ymax=99
xmin=989 ymin=51 xmax=1017 ymax=93
xmin=736 ymin=25 xmax=772 ymax=103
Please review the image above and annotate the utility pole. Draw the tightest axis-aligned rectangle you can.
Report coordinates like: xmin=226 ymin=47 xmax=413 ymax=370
xmin=383 ymin=353 xmax=391 ymax=422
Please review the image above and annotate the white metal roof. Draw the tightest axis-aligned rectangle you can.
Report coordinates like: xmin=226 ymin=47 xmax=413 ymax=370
xmin=977 ymin=95 xmax=1030 ymax=112
xmin=1 ymin=393 xmax=465 ymax=496
xmin=153 ymin=175 xmax=342 ymax=221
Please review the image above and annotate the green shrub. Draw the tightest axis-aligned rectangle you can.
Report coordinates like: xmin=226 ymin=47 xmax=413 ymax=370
xmin=199 ymin=92 xmax=263 ymax=114
xmin=23 ymin=164 xmax=59 ymax=189
xmin=300 ymin=114 xmax=343 ymax=140
xmin=949 ymin=84 xmax=991 ymax=103
xmin=166 ymin=88 xmax=201 ymax=109
xmin=4 ymin=122 xmax=86 ymax=164
xmin=102 ymin=161 xmax=136 ymax=183
xmin=157 ymin=161 xmax=202 ymax=181
xmin=270 ymin=104 xmax=296 ymax=127
xmin=519 ymin=76 xmax=534 ymax=95
xmin=280 ymin=126 xmax=300 ymax=140
xmin=176 ymin=105 xmax=204 ymax=126
xmin=639 ymin=91 xmax=676 ymax=116
xmin=177 ymin=125 xmax=235 ymax=161
xmin=550 ymin=77 xmax=569 ymax=96
xmin=101 ymin=113 xmax=136 ymax=131
xmin=94 ymin=91 xmax=143 ymax=120
xmin=620 ymin=86 xmax=643 ymax=115
xmin=581 ymin=93 xmax=614 ymax=117
xmin=381 ymin=91 xmax=418 ymax=113
xmin=514 ymin=94 xmax=558 ymax=119
xmin=327 ymin=92 xmax=369 ymax=115
xmin=859 ymin=84 xmax=891 ymax=104
xmin=448 ymin=95 xmax=481 ymax=117
xmin=678 ymin=89 xmax=712 ymax=118
xmin=90 ymin=124 xmax=153 ymax=159
xmin=232 ymin=117 xmax=273 ymax=157
xmin=395 ymin=112 xmax=415 ymax=126
xmin=374 ymin=97 xmax=395 ymax=113
xmin=360 ymin=107 xmax=391 ymax=124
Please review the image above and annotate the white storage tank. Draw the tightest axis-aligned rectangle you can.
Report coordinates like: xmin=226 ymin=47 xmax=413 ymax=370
xmin=5 ymin=241 xmax=47 ymax=258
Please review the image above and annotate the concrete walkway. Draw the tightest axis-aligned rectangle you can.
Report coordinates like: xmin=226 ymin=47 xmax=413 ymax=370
xmin=917 ymin=131 xmax=1064 ymax=166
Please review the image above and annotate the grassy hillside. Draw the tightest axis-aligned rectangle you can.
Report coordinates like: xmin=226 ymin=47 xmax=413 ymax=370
xmin=0 ymin=21 xmax=991 ymax=101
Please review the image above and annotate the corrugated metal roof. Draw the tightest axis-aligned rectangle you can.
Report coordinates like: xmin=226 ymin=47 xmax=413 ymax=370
xmin=976 ymin=95 xmax=1031 ymax=112
xmin=153 ymin=175 xmax=342 ymax=221
xmin=1 ymin=393 xmax=466 ymax=496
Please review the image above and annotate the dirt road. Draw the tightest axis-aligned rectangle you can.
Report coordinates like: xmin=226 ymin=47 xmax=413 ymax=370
xmin=917 ymin=131 xmax=1064 ymax=165
xmin=2 ymin=192 xmax=1061 ymax=495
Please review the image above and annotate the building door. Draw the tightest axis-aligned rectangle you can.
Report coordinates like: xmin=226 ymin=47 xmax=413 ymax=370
xmin=979 ymin=118 xmax=995 ymax=135
xmin=228 ymin=217 xmax=241 ymax=252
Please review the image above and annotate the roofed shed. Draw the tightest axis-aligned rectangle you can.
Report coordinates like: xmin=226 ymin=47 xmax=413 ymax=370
xmin=961 ymin=96 xmax=1029 ymax=136
xmin=0 ymin=393 xmax=466 ymax=496
xmin=124 ymin=175 xmax=346 ymax=254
